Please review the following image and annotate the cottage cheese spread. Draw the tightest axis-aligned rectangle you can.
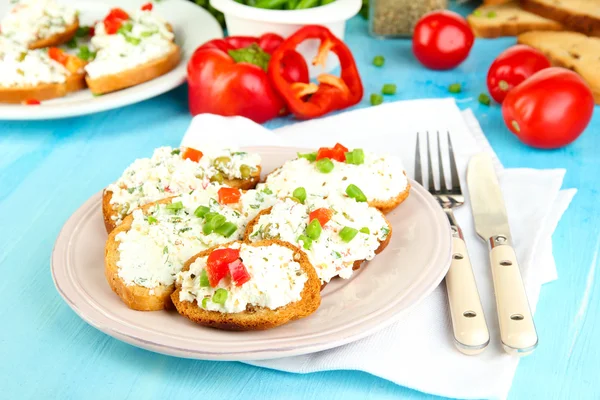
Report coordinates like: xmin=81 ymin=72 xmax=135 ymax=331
xmin=249 ymin=194 xmax=390 ymax=283
xmin=264 ymin=152 xmax=407 ymax=202
xmin=177 ymin=242 xmax=307 ymax=313
xmin=85 ymin=10 xmax=174 ymax=79
xmin=0 ymin=37 xmax=68 ymax=87
xmin=107 ymin=146 xmax=261 ymax=226
xmin=0 ymin=0 xmax=77 ymax=47
xmin=115 ymin=185 xmax=277 ymax=290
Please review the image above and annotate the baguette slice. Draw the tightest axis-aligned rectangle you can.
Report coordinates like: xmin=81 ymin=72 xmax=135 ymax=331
xmin=521 ymin=0 xmax=600 ymax=37
xmin=0 ymin=71 xmax=85 ymax=103
xmin=518 ymin=31 xmax=600 ymax=104
xmin=29 ymin=19 xmax=79 ymax=50
xmin=86 ymin=43 xmax=181 ymax=95
xmin=468 ymin=1 xmax=563 ymax=38
xmin=171 ymin=240 xmax=321 ymax=331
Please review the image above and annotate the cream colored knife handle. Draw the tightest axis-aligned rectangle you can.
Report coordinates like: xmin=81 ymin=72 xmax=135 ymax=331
xmin=489 ymin=242 xmax=538 ymax=356
xmin=446 ymin=236 xmax=490 ymax=355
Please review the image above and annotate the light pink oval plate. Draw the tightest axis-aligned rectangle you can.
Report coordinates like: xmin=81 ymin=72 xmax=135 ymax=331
xmin=51 ymin=146 xmax=452 ymax=360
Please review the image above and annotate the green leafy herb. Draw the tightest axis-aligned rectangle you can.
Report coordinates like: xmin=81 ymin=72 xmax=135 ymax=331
xmin=66 ymin=37 xmax=77 ymax=49
xmin=171 ymin=148 xmax=181 ymax=155
xmin=147 ymin=215 xmax=158 ymax=224
xmin=75 ymin=26 xmax=91 ymax=37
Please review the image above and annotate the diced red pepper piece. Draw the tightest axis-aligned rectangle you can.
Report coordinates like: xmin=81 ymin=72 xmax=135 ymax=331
xmin=48 ymin=47 xmax=68 ymax=66
xmin=141 ymin=2 xmax=153 ymax=11
xmin=316 ymin=143 xmax=348 ymax=162
xmin=228 ymin=259 xmax=251 ymax=286
xmin=218 ymin=187 xmax=241 ymax=205
xmin=206 ymin=248 xmax=240 ymax=287
xmin=182 ymin=147 xmax=203 ymax=162
xmin=23 ymin=99 xmax=40 ymax=105
xmin=309 ymin=208 xmax=333 ymax=227
xmin=106 ymin=8 xmax=130 ymax=21
xmin=103 ymin=8 xmax=129 ymax=34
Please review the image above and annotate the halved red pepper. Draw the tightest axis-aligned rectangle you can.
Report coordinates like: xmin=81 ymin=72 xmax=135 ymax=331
xmin=268 ymin=25 xmax=363 ymax=120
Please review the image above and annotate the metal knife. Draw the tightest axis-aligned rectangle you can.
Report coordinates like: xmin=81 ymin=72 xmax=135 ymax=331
xmin=467 ymin=153 xmax=538 ymax=356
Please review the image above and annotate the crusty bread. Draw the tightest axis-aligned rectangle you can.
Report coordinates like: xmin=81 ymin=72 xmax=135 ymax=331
xmin=28 ymin=19 xmax=79 ymax=50
xmin=0 ymin=71 xmax=86 ymax=104
xmin=244 ymin=206 xmax=393 ymax=287
xmin=104 ymin=198 xmax=177 ymax=311
xmin=170 ymin=240 xmax=321 ymax=331
xmin=518 ymin=31 xmax=600 ymax=104
xmin=521 ymin=0 xmax=600 ymax=37
xmin=86 ymin=43 xmax=181 ymax=95
xmin=102 ymin=165 xmax=261 ymax=233
xmin=468 ymin=1 xmax=563 ymax=38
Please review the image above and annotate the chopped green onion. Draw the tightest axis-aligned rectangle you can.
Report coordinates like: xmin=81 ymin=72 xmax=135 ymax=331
xmin=360 ymin=227 xmax=370 ymax=234
xmin=171 ymin=148 xmax=181 ymax=155
xmin=66 ymin=37 xmax=77 ymax=49
xmin=194 ymin=205 xmax=210 ymax=218
xmin=473 ymin=9 xmax=482 ymax=17
xmin=316 ymin=158 xmax=334 ymax=173
xmin=487 ymin=11 xmax=497 ymax=18
xmin=140 ymin=30 xmax=158 ymax=37
xmin=212 ymin=288 xmax=228 ymax=305
xmin=199 ymin=270 xmax=210 ymax=287
xmin=77 ymin=45 xmax=95 ymax=61
xmin=203 ymin=213 xmax=226 ymax=234
xmin=215 ymin=222 xmax=237 ymax=237
xmin=448 ymin=83 xmax=462 ymax=93
xmin=147 ymin=215 xmax=158 ymax=224
xmin=382 ymin=83 xmax=397 ymax=95
xmin=370 ymin=93 xmax=383 ymax=106
xmin=373 ymin=55 xmax=385 ymax=67
xmin=339 ymin=226 xmax=358 ymax=243
xmin=478 ymin=93 xmax=491 ymax=106
xmin=345 ymin=149 xmax=365 ymax=165
xmin=126 ymin=36 xmax=141 ymax=45
xmin=262 ymin=187 xmax=273 ymax=195
xmin=293 ymin=187 xmax=307 ymax=204
xmin=201 ymin=297 xmax=209 ymax=308
xmin=346 ymin=184 xmax=367 ymax=202
xmin=306 ymin=219 xmax=322 ymax=240
xmin=75 ymin=26 xmax=91 ymax=37
xmin=298 ymin=152 xmax=317 ymax=162
xmin=166 ymin=201 xmax=184 ymax=212
xmin=119 ymin=22 xmax=133 ymax=34
xmin=298 ymin=234 xmax=313 ymax=250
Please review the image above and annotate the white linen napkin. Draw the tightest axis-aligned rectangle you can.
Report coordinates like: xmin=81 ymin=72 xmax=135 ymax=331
xmin=181 ymin=99 xmax=575 ymax=400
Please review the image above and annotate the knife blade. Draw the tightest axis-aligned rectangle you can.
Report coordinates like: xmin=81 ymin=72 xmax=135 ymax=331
xmin=467 ymin=153 xmax=538 ymax=356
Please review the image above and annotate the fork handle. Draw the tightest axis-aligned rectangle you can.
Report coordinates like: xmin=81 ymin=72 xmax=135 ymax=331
xmin=446 ymin=228 xmax=490 ymax=355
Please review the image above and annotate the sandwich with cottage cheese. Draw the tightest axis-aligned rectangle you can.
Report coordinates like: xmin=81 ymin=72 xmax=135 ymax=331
xmin=245 ymin=192 xmax=392 ymax=286
xmin=0 ymin=37 xmax=86 ymax=103
xmin=104 ymin=184 xmax=277 ymax=311
xmin=171 ymin=240 xmax=321 ymax=330
xmin=103 ymin=146 xmax=262 ymax=233
xmin=85 ymin=7 xmax=180 ymax=95
xmin=1 ymin=0 xmax=79 ymax=50
xmin=264 ymin=143 xmax=410 ymax=214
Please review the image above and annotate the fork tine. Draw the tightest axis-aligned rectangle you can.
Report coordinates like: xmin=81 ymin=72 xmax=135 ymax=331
xmin=414 ymin=133 xmax=423 ymax=185
xmin=437 ymin=131 xmax=447 ymax=192
xmin=447 ymin=131 xmax=461 ymax=193
xmin=426 ymin=132 xmax=436 ymax=193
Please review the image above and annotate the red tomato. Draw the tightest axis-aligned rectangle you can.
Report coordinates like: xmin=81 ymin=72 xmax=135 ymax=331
xmin=182 ymin=147 xmax=203 ymax=162
xmin=487 ymin=45 xmax=551 ymax=104
xmin=309 ymin=208 xmax=333 ymax=227
xmin=316 ymin=143 xmax=348 ymax=162
xmin=103 ymin=18 xmax=122 ymax=34
xmin=23 ymin=99 xmax=40 ymax=105
xmin=141 ymin=2 xmax=153 ymax=11
xmin=48 ymin=47 xmax=68 ymax=65
xmin=106 ymin=8 xmax=130 ymax=21
xmin=412 ymin=11 xmax=474 ymax=70
xmin=502 ymin=67 xmax=594 ymax=149
xmin=218 ymin=187 xmax=241 ymax=204
xmin=207 ymin=248 xmax=240 ymax=287
xmin=228 ymin=259 xmax=251 ymax=286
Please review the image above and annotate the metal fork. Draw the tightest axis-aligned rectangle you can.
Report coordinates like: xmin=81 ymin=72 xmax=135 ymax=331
xmin=415 ymin=131 xmax=490 ymax=355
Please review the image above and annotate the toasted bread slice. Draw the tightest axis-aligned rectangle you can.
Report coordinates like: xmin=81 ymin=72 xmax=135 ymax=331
xmin=518 ymin=31 xmax=600 ymax=104
xmin=28 ymin=18 xmax=79 ymax=50
xmin=468 ymin=1 xmax=563 ymax=38
xmin=369 ymin=176 xmax=411 ymax=214
xmin=521 ymin=0 xmax=600 ymax=37
xmin=0 ymin=71 xmax=85 ymax=103
xmin=86 ymin=43 xmax=181 ymax=95
xmin=171 ymin=240 xmax=321 ymax=331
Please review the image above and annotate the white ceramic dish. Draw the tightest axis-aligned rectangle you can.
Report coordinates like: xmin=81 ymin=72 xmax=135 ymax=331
xmin=210 ymin=0 xmax=360 ymax=77
xmin=0 ymin=0 xmax=222 ymax=120
xmin=51 ymin=146 xmax=452 ymax=361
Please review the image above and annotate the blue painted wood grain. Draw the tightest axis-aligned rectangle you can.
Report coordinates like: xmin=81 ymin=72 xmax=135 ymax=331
xmin=1 ymin=5 xmax=599 ymax=400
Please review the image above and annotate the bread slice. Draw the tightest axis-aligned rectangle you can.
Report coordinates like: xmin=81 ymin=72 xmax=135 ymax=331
xmin=28 ymin=19 xmax=79 ymax=50
xmin=171 ymin=240 xmax=321 ymax=331
xmin=521 ymin=0 xmax=600 ymax=37
xmin=468 ymin=1 xmax=563 ymax=38
xmin=0 ymin=71 xmax=85 ymax=103
xmin=86 ymin=43 xmax=181 ymax=95
xmin=104 ymin=198 xmax=176 ymax=311
xmin=102 ymin=165 xmax=261 ymax=233
xmin=370 ymin=176 xmax=411 ymax=214
xmin=517 ymin=31 xmax=600 ymax=104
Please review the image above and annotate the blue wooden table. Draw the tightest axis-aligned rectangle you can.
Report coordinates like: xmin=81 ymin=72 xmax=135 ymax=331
xmin=1 ymin=4 xmax=599 ymax=399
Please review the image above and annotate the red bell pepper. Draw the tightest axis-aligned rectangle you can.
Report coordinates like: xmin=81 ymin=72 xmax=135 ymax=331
xmin=187 ymin=34 xmax=309 ymax=124
xmin=268 ymin=25 xmax=363 ymax=120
